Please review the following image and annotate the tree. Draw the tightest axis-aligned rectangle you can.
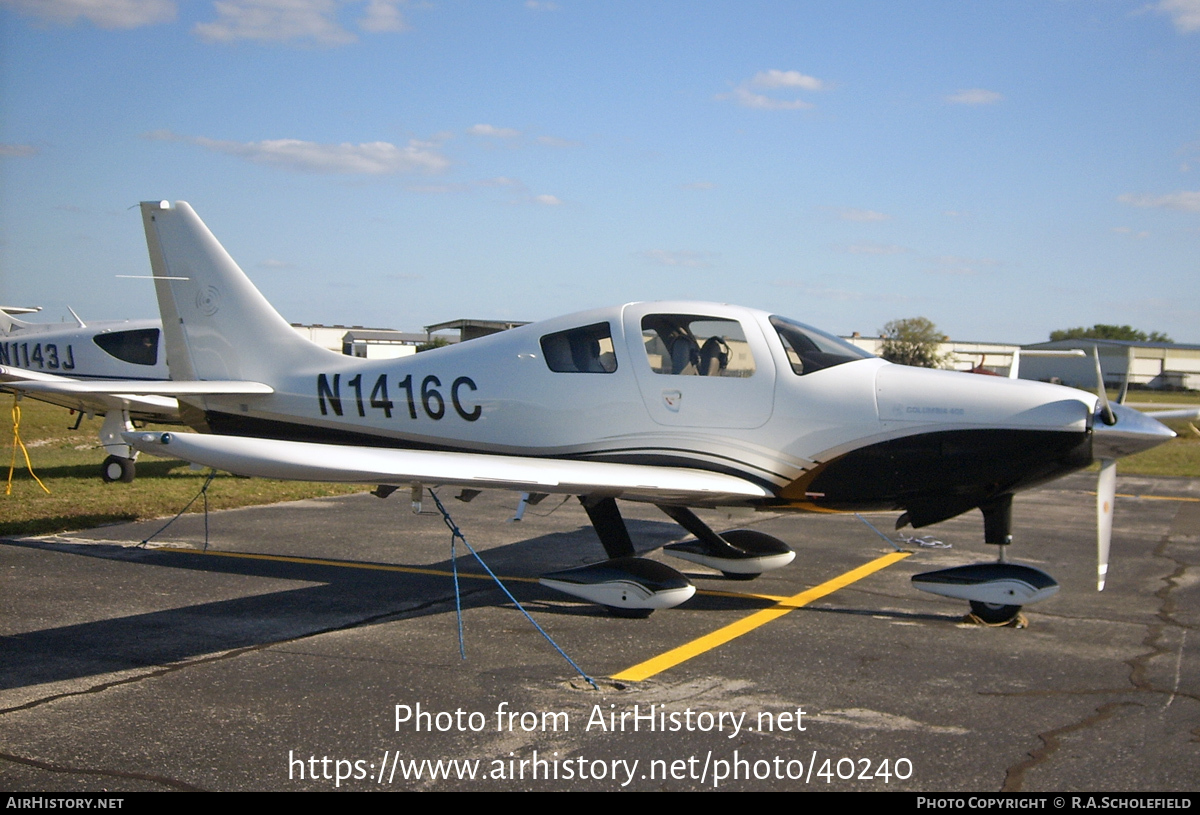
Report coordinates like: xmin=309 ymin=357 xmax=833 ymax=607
xmin=1049 ymin=324 xmax=1173 ymax=343
xmin=879 ymin=317 xmax=950 ymax=368
xmin=416 ymin=336 xmax=450 ymax=353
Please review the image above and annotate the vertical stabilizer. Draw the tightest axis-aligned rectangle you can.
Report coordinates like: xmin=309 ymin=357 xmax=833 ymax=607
xmin=0 ymin=311 xmax=30 ymax=334
xmin=140 ymin=200 xmax=340 ymax=383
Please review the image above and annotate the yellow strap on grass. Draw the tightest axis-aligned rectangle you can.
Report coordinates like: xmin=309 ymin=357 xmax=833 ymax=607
xmin=7 ymin=394 xmax=50 ymax=495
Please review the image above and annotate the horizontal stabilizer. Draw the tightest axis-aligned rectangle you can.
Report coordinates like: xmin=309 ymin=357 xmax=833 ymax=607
xmin=124 ymin=431 xmax=772 ymax=504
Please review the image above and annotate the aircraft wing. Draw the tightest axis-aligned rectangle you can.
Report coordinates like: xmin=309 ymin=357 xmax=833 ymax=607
xmin=124 ymin=431 xmax=773 ymax=505
xmin=5 ymin=377 xmax=273 ymax=396
xmin=0 ymin=366 xmax=179 ymax=418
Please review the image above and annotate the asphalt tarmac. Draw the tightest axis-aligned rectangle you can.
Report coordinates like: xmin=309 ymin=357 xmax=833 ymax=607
xmin=2 ymin=472 xmax=1197 ymax=791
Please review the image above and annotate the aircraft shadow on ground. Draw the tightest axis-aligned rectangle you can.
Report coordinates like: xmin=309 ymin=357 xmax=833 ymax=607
xmin=0 ymin=517 xmax=815 ymax=691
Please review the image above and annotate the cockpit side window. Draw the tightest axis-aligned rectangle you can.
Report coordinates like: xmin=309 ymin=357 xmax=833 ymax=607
xmin=92 ymin=328 xmax=160 ymax=366
xmin=540 ymin=322 xmax=618 ymax=373
xmin=770 ymin=315 xmax=873 ymax=375
xmin=640 ymin=315 xmax=756 ymax=377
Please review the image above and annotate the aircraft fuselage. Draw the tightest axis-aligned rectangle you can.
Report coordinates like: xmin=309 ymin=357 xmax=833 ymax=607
xmin=182 ymin=300 xmax=1099 ymax=523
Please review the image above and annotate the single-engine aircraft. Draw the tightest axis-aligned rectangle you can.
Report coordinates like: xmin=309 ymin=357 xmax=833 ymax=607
xmin=31 ymin=200 xmax=1179 ymax=622
xmin=0 ymin=308 xmax=176 ymax=482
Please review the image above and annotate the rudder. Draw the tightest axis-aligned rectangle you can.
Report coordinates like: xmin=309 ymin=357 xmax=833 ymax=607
xmin=139 ymin=200 xmax=340 ymax=383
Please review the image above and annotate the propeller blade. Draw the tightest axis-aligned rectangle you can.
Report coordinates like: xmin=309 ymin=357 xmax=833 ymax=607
xmin=1096 ymin=458 xmax=1116 ymax=591
xmin=1117 ymin=346 xmax=1133 ymax=405
xmin=1092 ymin=346 xmax=1116 ymax=426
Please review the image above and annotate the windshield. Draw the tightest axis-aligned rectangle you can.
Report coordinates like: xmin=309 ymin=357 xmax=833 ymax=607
xmin=770 ymin=315 xmax=873 ymax=375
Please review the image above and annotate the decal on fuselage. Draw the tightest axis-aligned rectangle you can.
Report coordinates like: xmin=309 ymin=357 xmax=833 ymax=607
xmin=316 ymin=372 xmax=481 ymax=422
xmin=0 ymin=341 xmax=76 ymax=371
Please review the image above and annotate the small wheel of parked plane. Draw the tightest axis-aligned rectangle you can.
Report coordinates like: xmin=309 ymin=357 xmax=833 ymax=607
xmin=969 ymin=601 xmax=1021 ymax=625
xmin=605 ymin=606 xmax=654 ymax=619
xmin=101 ymin=455 xmax=136 ymax=483
xmin=720 ymin=571 xmax=759 ymax=581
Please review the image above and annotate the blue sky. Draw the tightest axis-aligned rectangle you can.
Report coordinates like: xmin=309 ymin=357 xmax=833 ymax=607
xmin=1 ymin=0 xmax=1197 ymax=343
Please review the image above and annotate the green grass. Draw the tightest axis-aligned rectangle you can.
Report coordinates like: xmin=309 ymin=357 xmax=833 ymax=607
xmin=3 ymin=390 xmax=1198 ymax=537
xmin=1103 ymin=390 xmax=1200 ymax=477
xmin=1116 ymin=418 xmax=1200 ymax=478
xmin=1109 ymin=389 xmax=1200 ymax=405
xmin=1 ymin=399 xmax=362 ymax=537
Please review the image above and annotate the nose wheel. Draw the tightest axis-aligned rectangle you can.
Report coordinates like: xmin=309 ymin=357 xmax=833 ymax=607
xmin=967 ymin=601 xmax=1023 ymax=625
xmin=910 ymin=496 xmax=1057 ymax=627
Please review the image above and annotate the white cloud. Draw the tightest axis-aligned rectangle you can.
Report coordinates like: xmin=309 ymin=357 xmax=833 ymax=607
xmin=147 ymin=130 xmax=449 ymax=174
xmin=11 ymin=0 xmax=413 ymax=41
xmin=405 ymin=182 xmax=471 ymax=194
xmin=1111 ymin=226 xmax=1151 ymax=238
xmin=478 ymin=176 xmax=525 ymax=189
xmin=402 ymin=176 xmax=528 ymax=195
xmin=536 ymin=135 xmax=581 ymax=148
xmin=924 ymin=255 xmax=999 ymax=276
xmin=723 ymin=86 xmax=813 ymax=110
xmin=195 ymin=0 xmax=356 ymax=45
xmin=945 ymin=88 xmax=1004 ymax=105
xmin=3 ymin=0 xmax=175 ymax=27
xmin=467 ymin=124 xmax=521 ymax=138
xmin=1118 ymin=190 xmax=1200 ymax=211
xmin=358 ymin=0 xmax=406 ymax=32
xmin=0 ymin=144 xmax=38 ymax=157
xmin=533 ymin=194 xmax=562 ymax=206
xmin=639 ymin=250 xmax=718 ymax=268
xmin=751 ymin=69 xmax=825 ymax=91
xmin=842 ymin=242 xmax=910 ymax=255
xmin=718 ymin=69 xmax=826 ymax=110
xmin=1153 ymin=0 xmax=1200 ymax=33
xmin=771 ymin=280 xmax=909 ymax=303
xmin=524 ymin=0 xmax=558 ymax=9
xmin=837 ymin=208 xmax=890 ymax=222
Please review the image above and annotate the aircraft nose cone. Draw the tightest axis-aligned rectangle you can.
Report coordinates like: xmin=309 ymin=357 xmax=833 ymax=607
xmin=1091 ymin=402 xmax=1176 ymax=459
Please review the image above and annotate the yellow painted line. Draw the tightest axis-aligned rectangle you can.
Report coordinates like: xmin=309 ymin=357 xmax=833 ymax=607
xmin=1117 ymin=493 xmax=1200 ymax=503
xmin=1085 ymin=492 xmax=1200 ymax=503
xmin=611 ymin=551 xmax=911 ymax=682
xmin=192 ymin=550 xmax=852 ymax=603
xmin=187 ymin=549 xmax=541 ymax=583
xmin=164 ymin=549 xmax=810 ymax=598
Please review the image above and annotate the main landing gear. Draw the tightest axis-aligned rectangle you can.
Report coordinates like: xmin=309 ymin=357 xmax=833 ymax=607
xmin=98 ymin=409 xmax=139 ymax=483
xmin=537 ymin=497 xmax=795 ymax=617
xmin=909 ymin=495 xmax=1059 ymax=625
xmin=100 ymin=455 xmax=136 ymax=483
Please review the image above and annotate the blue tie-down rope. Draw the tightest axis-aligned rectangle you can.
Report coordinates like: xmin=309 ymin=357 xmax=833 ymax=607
xmin=140 ymin=469 xmax=217 ymax=550
xmin=427 ymin=488 xmax=599 ymax=690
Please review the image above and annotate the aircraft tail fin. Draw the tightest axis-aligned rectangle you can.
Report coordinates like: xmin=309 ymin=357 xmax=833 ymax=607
xmin=139 ymin=200 xmax=340 ymax=382
xmin=0 ymin=310 xmax=34 ymax=334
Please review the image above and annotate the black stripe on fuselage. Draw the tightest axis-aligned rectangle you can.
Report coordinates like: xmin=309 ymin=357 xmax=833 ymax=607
xmin=790 ymin=428 xmax=1092 ymax=526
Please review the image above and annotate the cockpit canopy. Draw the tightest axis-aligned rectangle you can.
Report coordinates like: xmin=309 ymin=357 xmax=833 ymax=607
xmin=536 ymin=307 xmax=873 ymax=379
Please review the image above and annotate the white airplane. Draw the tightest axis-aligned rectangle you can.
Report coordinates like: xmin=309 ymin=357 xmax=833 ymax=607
xmin=24 ymin=200 xmax=1179 ymax=622
xmin=0 ymin=308 xmax=176 ymax=482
